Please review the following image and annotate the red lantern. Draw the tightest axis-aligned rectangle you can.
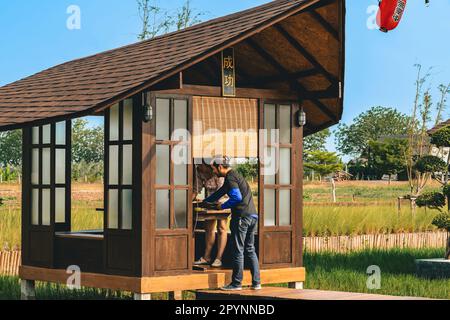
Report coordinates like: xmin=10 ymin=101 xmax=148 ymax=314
xmin=377 ymin=0 xmax=408 ymax=33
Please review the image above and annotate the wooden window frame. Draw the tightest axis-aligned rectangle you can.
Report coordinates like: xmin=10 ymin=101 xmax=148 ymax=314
xmin=153 ymin=95 xmax=192 ymax=231
xmin=260 ymin=101 xmax=294 ymax=230
xmin=105 ymin=100 xmax=135 ymax=231
xmin=30 ymin=122 xmax=71 ymax=231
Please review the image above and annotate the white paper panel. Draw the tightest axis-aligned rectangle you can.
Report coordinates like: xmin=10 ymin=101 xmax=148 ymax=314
xmin=280 ymin=190 xmax=291 ymax=226
xmin=109 ymin=103 xmax=119 ymax=141
xmin=42 ymin=125 xmax=51 ymax=144
xmin=156 ymin=145 xmax=170 ymax=185
xmin=122 ymin=145 xmax=133 ymax=185
xmin=42 ymin=189 xmax=51 ymax=226
xmin=55 ymin=122 xmax=66 ymax=145
xmin=123 ymin=99 xmax=133 ymax=141
xmin=55 ymin=188 xmax=66 ymax=223
xmin=55 ymin=149 xmax=66 ymax=184
xmin=156 ymin=98 xmax=170 ymax=141
xmin=122 ymin=190 xmax=133 ymax=230
xmin=32 ymin=149 xmax=39 ymax=185
xmin=279 ymin=105 xmax=291 ymax=144
xmin=156 ymin=190 xmax=170 ymax=229
xmin=32 ymin=127 xmax=39 ymax=145
xmin=109 ymin=145 xmax=119 ymax=185
xmin=108 ymin=189 xmax=119 ymax=229
xmin=42 ymin=148 xmax=51 ymax=185
xmin=174 ymin=190 xmax=187 ymax=229
xmin=280 ymin=148 xmax=291 ymax=185
xmin=264 ymin=189 xmax=276 ymax=227
xmin=32 ymin=189 xmax=39 ymax=225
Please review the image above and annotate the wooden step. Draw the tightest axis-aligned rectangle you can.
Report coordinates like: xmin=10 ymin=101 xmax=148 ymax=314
xmin=196 ymin=287 xmax=434 ymax=300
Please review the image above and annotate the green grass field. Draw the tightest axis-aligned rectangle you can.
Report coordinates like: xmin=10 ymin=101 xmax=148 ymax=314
xmin=302 ymin=248 xmax=449 ymax=299
xmin=1 ymin=248 xmax=448 ymax=300
xmin=304 ymin=205 xmax=438 ymax=236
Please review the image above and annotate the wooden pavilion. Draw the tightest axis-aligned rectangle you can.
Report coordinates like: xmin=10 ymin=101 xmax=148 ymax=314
xmin=0 ymin=0 xmax=345 ymax=299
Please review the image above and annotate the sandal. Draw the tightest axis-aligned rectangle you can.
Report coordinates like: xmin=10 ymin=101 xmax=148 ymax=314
xmin=194 ymin=257 xmax=211 ymax=265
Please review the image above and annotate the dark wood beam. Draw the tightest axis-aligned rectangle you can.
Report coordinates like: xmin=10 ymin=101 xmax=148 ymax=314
xmin=153 ymin=84 xmax=299 ymax=101
xmin=304 ymin=119 xmax=337 ymax=137
xmin=275 ymin=24 xmax=338 ymax=85
xmin=246 ymin=68 xmax=320 ymax=87
xmin=303 ymin=83 xmax=339 ymax=99
xmin=295 ymin=0 xmax=335 ymax=15
xmin=309 ymin=10 xmax=339 ymax=41
xmin=150 ymin=72 xmax=183 ymax=91
xmin=246 ymin=38 xmax=337 ymax=122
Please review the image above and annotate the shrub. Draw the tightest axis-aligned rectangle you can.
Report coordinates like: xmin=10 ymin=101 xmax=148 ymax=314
xmin=443 ymin=184 xmax=450 ymax=198
xmin=430 ymin=126 xmax=450 ymax=148
xmin=432 ymin=212 xmax=450 ymax=231
xmin=415 ymin=191 xmax=446 ymax=210
xmin=413 ymin=155 xmax=447 ymax=174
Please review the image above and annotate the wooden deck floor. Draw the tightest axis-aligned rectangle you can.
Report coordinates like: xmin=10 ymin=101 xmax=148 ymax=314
xmin=196 ymin=287 xmax=432 ymax=300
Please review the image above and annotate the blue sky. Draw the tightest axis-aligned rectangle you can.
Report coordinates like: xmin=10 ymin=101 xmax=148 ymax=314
xmin=1 ymin=0 xmax=450 ymax=158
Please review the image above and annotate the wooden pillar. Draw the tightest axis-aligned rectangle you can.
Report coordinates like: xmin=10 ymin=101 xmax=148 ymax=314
xmin=20 ymin=279 xmax=36 ymax=300
xmin=133 ymin=293 xmax=152 ymax=300
xmin=169 ymin=291 xmax=183 ymax=300
xmin=288 ymin=282 xmax=304 ymax=290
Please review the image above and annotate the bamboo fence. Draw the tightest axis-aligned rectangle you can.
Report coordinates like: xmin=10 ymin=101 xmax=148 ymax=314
xmin=303 ymin=231 xmax=448 ymax=253
xmin=0 ymin=250 xmax=21 ymax=276
xmin=0 ymin=231 xmax=448 ymax=276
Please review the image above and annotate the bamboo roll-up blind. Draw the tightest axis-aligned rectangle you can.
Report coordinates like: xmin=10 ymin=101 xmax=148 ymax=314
xmin=193 ymin=96 xmax=258 ymax=158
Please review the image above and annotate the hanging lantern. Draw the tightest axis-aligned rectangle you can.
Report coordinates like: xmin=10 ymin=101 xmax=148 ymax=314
xmin=377 ymin=0 xmax=408 ymax=33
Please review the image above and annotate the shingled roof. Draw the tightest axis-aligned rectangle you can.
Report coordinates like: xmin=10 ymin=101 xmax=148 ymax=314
xmin=0 ymin=0 xmax=327 ymax=131
xmin=428 ymin=119 xmax=450 ymax=135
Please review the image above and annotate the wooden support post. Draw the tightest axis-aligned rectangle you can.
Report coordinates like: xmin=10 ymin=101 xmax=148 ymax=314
xmin=20 ymin=279 xmax=36 ymax=300
xmin=133 ymin=293 xmax=152 ymax=300
xmin=169 ymin=291 xmax=183 ymax=300
xmin=288 ymin=282 xmax=304 ymax=290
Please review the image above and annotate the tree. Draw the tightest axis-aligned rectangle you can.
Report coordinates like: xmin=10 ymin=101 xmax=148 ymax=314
xmin=368 ymin=138 xmax=408 ymax=183
xmin=137 ymin=0 xmax=173 ymax=40
xmin=72 ymin=119 xmax=104 ymax=164
xmin=415 ymin=125 xmax=450 ymax=260
xmin=347 ymin=158 xmax=368 ymax=180
xmin=335 ymin=106 xmax=410 ymax=157
xmin=137 ymin=0 xmax=204 ymax=40
xmin=303 ymin=128 xmax=330 ymax=159
xmin=235 ymin=160 xmax=258 ymax=183
xmin=0 ymin=130 xmax=22 ymax=167
xmin=304 ymin=150 xmax=343 ymax=181
xmin=405 ymin=65 xmax=450 ymax=198
xmin=175 ymin=0 xmax=203 ymax=30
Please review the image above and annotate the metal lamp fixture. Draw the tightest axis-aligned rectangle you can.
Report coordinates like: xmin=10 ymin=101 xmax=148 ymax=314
xmin=143 ymin=103 xmax=153 ymax=122
xmin=297 ymin=109 xmax=306 ymax=127
xmin=143 ymin=92 xmax=153 ymax=123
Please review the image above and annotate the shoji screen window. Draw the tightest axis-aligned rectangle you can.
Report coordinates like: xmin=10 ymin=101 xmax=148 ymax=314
xmin=262 ymin=103 xmax=293 ymax=227
xmin=31 ymin=122 xmax=70 ymax=227
xmin=155 ymin=97 xmax=190 ymax=230
xmin=106 ymin=99 xmax=134 ymax=230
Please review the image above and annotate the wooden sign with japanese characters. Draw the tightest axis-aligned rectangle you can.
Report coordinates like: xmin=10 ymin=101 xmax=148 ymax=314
xmin=221 ymin=48 xmax=236 ymax=97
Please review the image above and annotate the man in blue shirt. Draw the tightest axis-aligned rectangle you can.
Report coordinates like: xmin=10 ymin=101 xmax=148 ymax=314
xmin=202 ymin=156 xmax=261 ymax=291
